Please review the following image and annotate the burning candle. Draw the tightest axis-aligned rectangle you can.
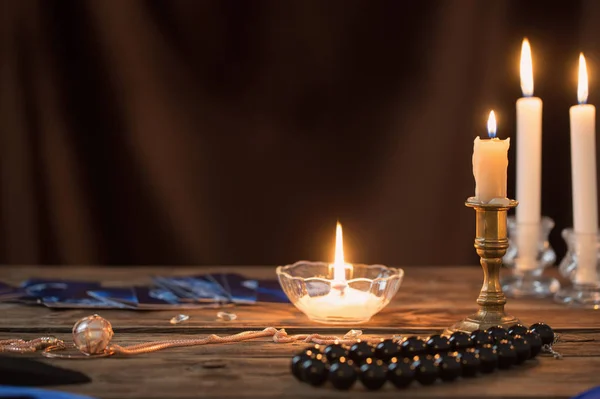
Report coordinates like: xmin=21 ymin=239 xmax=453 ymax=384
xmin=570 ymin=53 xmax=599 ymax=285
xmin=516 ymin=38 xmax=543 ymax=224
xmin=297 ymin=222 xmax=379 ymax=321
xmin=473 ymin=111 xmax=511 ymax=202
xmin=515 ymin=39 xmax=543 ymax=270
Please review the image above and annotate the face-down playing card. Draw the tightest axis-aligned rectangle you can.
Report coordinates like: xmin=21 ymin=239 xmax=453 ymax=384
xmin=20 ymin=279 xmax=134 ymax=309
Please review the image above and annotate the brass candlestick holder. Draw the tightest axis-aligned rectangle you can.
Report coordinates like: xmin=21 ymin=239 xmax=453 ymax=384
xmin=446 ymin=197 xmax=520 ymax=334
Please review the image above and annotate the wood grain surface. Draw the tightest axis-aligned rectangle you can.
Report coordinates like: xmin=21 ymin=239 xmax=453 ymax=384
xmin=0 ymin=266 xmax=598 ymax=398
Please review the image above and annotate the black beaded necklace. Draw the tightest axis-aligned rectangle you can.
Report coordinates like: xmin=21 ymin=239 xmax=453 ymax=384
xmin=291 ymin=322 xmax=556 ymax=390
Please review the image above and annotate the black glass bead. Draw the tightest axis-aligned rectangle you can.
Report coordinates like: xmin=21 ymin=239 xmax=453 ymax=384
xmin=470 ymin=330 xmax=493 ymax=346
xmin=457 ymin=349 xmax=481 ymax=377
xmin=508 ymin=324 xmax=529 ymax=337
xmin=412 ymin=355 xmax=439 ymax=386
xmin=400 ymin=337 xmax=427 ymax=358
xmin=487 ymin=326 xmax=510 ymax=343
xmin=511 ymin=335 xmax=532 ymax=364
xmin=434 ymin=354 xmax=462 ymax=382
xmin=359 ymin=359 xmax=387 ymax=390
xmin=530 ymin=322 xmax=555 ymax=346
xmin=349 ymin=341 xmax=375 ymax=364
xmin=387 ymin=357 xmax=415 ymax=388
xmin=494 ymin=340 xmax=518 ymax=369
xmin=426 ymin=335 xmax=451 ymax=354
xmin=375 ymin=339 xmax=401 ymax=361
xmin=300 ymin=357 xmax=328 ymax=386
xmin=449 ymin=332 xmax=473 ymax=351
xmin=475 ymin=344 xmax=498 ymax=373
xmin=328 ymin=361 xmax=357 ymax=390
xmin=525 ymin=330 xmax=543 ymax=358
xmin=324 ymin=344 xmax=348 ymax=364
xmin=291 ymin=352 xmax=314 ymax=380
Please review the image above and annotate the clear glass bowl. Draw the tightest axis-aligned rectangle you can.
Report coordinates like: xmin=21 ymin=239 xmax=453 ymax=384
xmin=276 ymin=261 xmax=403 ymax=324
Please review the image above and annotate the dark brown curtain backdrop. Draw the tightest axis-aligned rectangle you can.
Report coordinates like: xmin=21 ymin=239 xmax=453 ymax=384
xmin=1 ymin=0 xmax=599 ymax=266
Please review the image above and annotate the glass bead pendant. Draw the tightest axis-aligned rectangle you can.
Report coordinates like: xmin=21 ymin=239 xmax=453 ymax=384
xmin=72 ymin=314 xmax=114 ymax=355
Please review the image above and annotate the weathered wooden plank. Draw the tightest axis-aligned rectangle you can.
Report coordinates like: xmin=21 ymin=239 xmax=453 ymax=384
xmin=13 ymin=351 xmax=600 ymax=399
xmin=0 ymin=266 xmax=597 ymax=331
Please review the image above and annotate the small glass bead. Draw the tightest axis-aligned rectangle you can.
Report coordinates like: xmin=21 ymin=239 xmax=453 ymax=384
xmin=343 ymin=329 xmax=363 ymax=339
xmin=72 ymin=314 xmax=114 ymax=355
xmin=169 ymin=314 xmax=190 ymax=325
xmin=216 ymin=311 xmax=237 ymax=321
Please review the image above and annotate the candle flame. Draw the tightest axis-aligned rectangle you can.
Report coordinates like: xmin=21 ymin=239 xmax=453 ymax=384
xmin=520 ymin=38 xmax=534 ymax=97
xmin=487 ymin=110 xmax=497 ymax=138
xmin=333 ymin=222 xmax=346 ymax=282
xmin=578 ymin=53 xmax=588 ymax=104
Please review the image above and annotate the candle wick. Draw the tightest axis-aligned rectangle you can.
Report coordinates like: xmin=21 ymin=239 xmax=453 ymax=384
xmin=331 ymin=282 xmax=347 ymax=295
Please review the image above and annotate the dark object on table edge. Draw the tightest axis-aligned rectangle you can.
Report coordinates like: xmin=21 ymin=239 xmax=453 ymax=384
xmin=0 ymin=355 xmax=91 ymax=386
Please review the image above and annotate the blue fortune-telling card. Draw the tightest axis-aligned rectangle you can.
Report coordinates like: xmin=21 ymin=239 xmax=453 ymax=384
xmin=8 ymin=274 xmax=287 ymax=309
xmin=152 ymin=275 xmax=230 ymax=303
xmin=0 ymin=281 xmax=26 ymax=301
xmin=90 ymin=286 xmax=225 ymax=310
xmin=214 ymin=273 xmax=258 ymax=304
xmin=133 ymin=286 xmax=226 ymax=309
xmin=19 ymin=279 xmax=134 ymax=309
xmin=255 ymin=279 xmax=290 ymax=303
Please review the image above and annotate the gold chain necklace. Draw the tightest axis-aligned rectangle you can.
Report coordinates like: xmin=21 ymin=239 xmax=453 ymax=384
xmin=0 ymin=314 xmax=386 ymax=359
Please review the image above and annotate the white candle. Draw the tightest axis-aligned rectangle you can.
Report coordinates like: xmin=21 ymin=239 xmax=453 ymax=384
xmin=570 ymin=53 xmax=599 ymax=285
xmin=297 ymin=222 xmax=380 ymax=320
xmin=473 ymin=111 xmax=511 ymax=202
xmin=516 ymin=39 xmax=543 ymax=224
xmin=515 ymin=39 xmax=543 ymax=270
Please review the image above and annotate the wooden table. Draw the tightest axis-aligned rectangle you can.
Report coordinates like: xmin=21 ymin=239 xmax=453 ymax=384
xmin=0 ymin=266 xmax=598 ymax=398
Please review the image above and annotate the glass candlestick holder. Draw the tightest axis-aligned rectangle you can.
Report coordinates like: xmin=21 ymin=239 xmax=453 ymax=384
xmin=554 ymin=228 xmax=600 ymax=308
xmin=501 ymin=216 xmax=560 ymax=298
xmin=276 ymin=261 xmax=403 ymax=324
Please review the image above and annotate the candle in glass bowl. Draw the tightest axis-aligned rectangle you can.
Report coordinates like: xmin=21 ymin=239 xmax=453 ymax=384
xmin=297 ymin=222 xmax=378 ymax=320
xmin=473 ymin=111 xmax=511 ymax=202
xmin=570 ymin=53 xmax=598 ymax=284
